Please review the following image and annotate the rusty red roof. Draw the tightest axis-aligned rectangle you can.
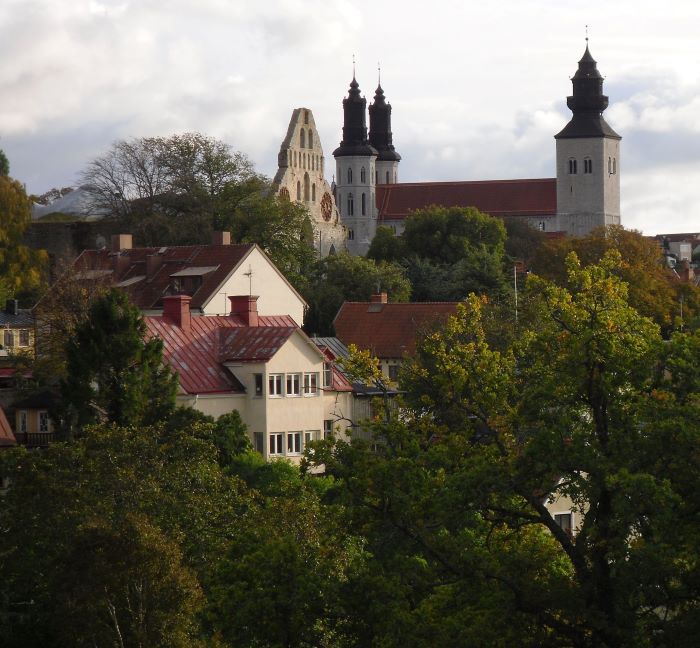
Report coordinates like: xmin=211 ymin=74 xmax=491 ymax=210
xmin=376 ymin=178 xmax=557 ymax=222
xmin=74 ymin=243 xmax=256 ymax=310
xmin=0 ymin=406 xmax=16 ymax=448
xmin=145 ymin=313 xmax=298 ymax=394
xmin=333 ymin=302 xmax=460 ymax=358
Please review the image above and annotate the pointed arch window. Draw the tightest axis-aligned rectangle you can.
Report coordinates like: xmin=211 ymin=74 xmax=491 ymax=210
xmin=347 ymin=193 xmax=354 ymax=216
xmin=304 ymin=173 xmax=310 ymax=201
xmin=293 ymin=151 xmax=297 ymax=167
xmin=348 ymin=168 xmax=353 ymax=184
xmin=312 ymin=184 xmax=316 ymax=202
xmin=300 ymin=128 xmax=305 ymax=148
xmin=361 ymin=192 xmax=366 ymax=215
xmin=296 ymin=181 xmax=301 ymax=201
xmin=360 ymin=166 xmax=366 ymax=183
xmin=308 ymin=130 xmax=313 ymax=148
xmin=584 ymin=158 xmax=592 ymax=174
xmin=568 ymin=158 xmax=577 ymax=175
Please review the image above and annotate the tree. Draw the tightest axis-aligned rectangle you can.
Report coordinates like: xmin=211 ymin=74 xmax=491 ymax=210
xmin=367 ymin=225 xmax=405 ymax=262
xmin=0 ymin=148 xmax=9 ymax=176
xmin=0 ymin=175 xmax=48 ymax=300
xmin=303 ymin=252 xmax=411 ymax=336
xmin=316 ymin=252 xmax=700 ymax=646
xmin=59 ymin=289 xmax=177 ymax=434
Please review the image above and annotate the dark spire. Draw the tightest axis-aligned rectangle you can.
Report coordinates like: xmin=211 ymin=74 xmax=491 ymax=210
xmin=333 ymin=74 xmax=378 ymax=158
xmin=368 ymin=79 xmax=401 ymax=162
xmin=555 ymin=45 xmax=620 ymax=140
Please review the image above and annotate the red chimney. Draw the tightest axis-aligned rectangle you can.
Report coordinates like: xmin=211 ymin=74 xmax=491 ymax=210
xmin=370 ymin=292 xmax=388 ymax=304
xmin=211 ymin=231 xmax=231 ymax=245
xmin=229 ymin=295 xmax=259 ymax=327
xmin=162 ymin=295 xmax=192 ymax=333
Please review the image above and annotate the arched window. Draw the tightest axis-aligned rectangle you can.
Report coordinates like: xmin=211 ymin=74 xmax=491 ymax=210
xmin=329 ymin=243 xmax=336 ymax=255
xmin=347 ymin=229 xmax=354 ymax=241
xmin=347 ymin=193 xmax=354 ymax=216
xmin=320 ymin=157 xmax=324 ymax=174
xmin=386 ymin=171 xmax=390 ymax=183
xmin=311 ymin=156 xmax=315 ymax=171
xmin=296 ymin=181 xmax=301 ymax=201
xmin=312 ymin=184 xmax=316 ymax=201
xmin=304 ymin=173 xmax=310 ymax=201
xmin=361 ymin=192 xmax=366 ymax=215
xmin=293 ymin=150 xmax=296 ymax=166
xmin=308 ymin=130 xmax=313 ymax=148
xmin=360 ymin=166 xmax=366 ymax=183
xmin=584 ymin=158 xmax=592 ymax=174
xmin=300 ymin=128 xmax=305 ymax=148
xmin=348 ymin=167 xmax=353 ymax=183
xmin=568 ymin=158 xmax=577 ymax=175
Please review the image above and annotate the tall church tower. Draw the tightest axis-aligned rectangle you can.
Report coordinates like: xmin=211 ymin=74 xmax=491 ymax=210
xmin=333 ymin=75 xmax=378 ymax=255
xmin=555 ymin=45 xmax=621 ymax=236
xmin=369 ymin=79 xmax=401 ymax=186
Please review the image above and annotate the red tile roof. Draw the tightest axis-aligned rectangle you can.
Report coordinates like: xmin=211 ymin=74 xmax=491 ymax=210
xmin=74 ymin=243 xmax=256 ymax=310
xmin=333 ymin=302 xmax=460 ymax=358
xmin=0 ymin=406 xmax=16 ymax=447
xmin=145 ymin=313 xmax=297 ymax=394
xmin=376 ymin=178 xmax=557 ymax=222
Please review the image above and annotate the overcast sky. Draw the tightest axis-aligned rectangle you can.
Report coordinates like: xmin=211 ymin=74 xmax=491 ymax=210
xmin=2 ymin=0 xmax=699 ymax=235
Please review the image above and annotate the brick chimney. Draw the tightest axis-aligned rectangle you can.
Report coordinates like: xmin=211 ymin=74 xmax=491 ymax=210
xmin=146 ymin=253 xmax=164 ymax=280
xmin=229 ymin=295 xmax=259 ymax=327
xmin=211 ymin=231 xmax=231 ymax=245
xmin=680 ymin=259 xmax=695 ymax=283
xmin=162 ymin=295 xmax=192 ymax=333
xmin=370 ymin=292 xmax=388 ymax=304
xmin=111 ymin=234 xmax=133 ymax=252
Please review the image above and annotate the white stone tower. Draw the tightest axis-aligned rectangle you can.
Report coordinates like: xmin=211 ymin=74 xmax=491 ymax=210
xmin=333 ymin=76 xmax=378 ymax=255
xmin=555 ymin=45 xmax=621 ymax=236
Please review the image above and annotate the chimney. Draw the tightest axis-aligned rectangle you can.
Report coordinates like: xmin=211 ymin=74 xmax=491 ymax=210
xmin=681 ymin=259 xmax=695 ymax=283
xmin=4 ymin=299 xmax=18 ymax=316
xmin=211 ymin=231 xmax=231 ymax=245
xmin=229 ymin=295 xmax=259 ymax=327
xmin=111 ymin=234 xmax=133 ymax=252
xmin=146 ymin=254 xmax=164 ymax=280
xmin=162 ymin=295 xmax=192 ymax=333
xmin=370 ymin=292 xmax=388 ymax=304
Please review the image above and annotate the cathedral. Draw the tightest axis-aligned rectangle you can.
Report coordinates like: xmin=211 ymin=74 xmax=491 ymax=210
xmin=273 ymin=44 xmax=621 ymax=256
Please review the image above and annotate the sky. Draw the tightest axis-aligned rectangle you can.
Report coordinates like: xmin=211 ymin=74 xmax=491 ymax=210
xmin=2 ymin=0 xmax=700 ymax=235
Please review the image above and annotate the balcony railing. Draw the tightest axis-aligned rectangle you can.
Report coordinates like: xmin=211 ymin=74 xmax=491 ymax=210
xmin=16 ymin=432 xmax=55 ymax=448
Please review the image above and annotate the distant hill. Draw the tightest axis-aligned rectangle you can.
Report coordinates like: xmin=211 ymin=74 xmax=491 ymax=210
xmin=31 ymin=185 xmax=109 ymax=221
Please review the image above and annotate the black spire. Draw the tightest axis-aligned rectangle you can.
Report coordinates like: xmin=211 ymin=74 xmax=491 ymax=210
xmin=369 ymin=83 xmax=401 ymax=162
xmin=555 ymin=45 xmax=620 ymax=140
xmin=333 ymin=76 xmax=378 ymax=157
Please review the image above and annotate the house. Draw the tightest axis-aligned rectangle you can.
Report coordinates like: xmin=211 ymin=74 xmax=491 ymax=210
xmin=73 ymin=232 xmax=307 ymax=325
xmin=144 ymin=294 xmax=352 ymax=464
xmin=0 ymin=300 xmax=35 ymax=359
xmin=12 ymin=390 xmax=56 ymax=448
xmin=333 ymin=293 xmax=460 ymax=379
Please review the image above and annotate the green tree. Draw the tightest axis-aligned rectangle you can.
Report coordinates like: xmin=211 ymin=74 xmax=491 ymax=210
xmin=0 ymin=148 xmax=9 ymax=176
xmin=367 ymin=225 xmax=405 ymax=262
xmin=59 ymin=289 xmax=177 ymax=434
xmin=303 ymin=252 xmax=411 ymax=336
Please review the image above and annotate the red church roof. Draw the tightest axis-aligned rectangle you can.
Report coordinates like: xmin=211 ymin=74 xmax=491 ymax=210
xmin=334 ymin=300 xmax=460 ymax=358
xmin=376 ymin=178 xmax=557 ymax=222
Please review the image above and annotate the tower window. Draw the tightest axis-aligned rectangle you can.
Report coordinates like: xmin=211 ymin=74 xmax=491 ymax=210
xmin=312 ymin=183 xmax=316 ymax=201
xmin=296 ymin=181 xmax=301 ymax=201
xmin=347 ymin=229 xmax=355 ymax=240
xmin=304 ymin=172 xmax=310 ymax=201
xmin=568 ymin=158 xmax=577 ymax=175
xmin=361 ymin=192 xmax=366 ymax=216
xmin=584 ymin=158 xmax=592 ymax=174
xmin=308 ymin=130 xmax=313 ymax=148
xmin=293 ymin=150 xmax=297 ymax=166
xmin=300 ymin=128 xmax=305 ymax=148
xmin=348 ymin=167 xmax=353 ymax=183
xmin=360 ymin=166 xmax=366 ymax=183
xmin=608 ymin=157 xmax=612 ymax=174
xmin=386 ymin=171 xmax=390 ymax=183
xmin=348 ymin=193 xmax=354 ymax=216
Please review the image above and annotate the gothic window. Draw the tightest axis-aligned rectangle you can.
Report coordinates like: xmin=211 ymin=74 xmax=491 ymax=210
xmin=293 ymin=150 xmax=297 ymax=166
xmin=300 ymin=128 xmax=305 ymax=148
xmin=386 ymin=171 xmax=390 ymax=183
xmin=568 ymin=158 xmax=577 ymax=174
xmin=312 ymin=184 xmax=316 ymax=201
xmin=308 ymin=130 xmax=313 ymax=148
xmin=348 ymin=193 xmax=354 ymax=216
xmin=348 ymin=167 xmax=353 ymax=183
xmin=347 ymin=229 xmax=355 ymax=240
xmin=304 ymin=173 xmax=310 ymax=201
xmin=296 ymin=181 xmax=301 ymax=201
xmin=584 ymin=158 xmax=592 ymax=174
xmin=360 ymin=166 xmax=366 ymax=183
xmin=361 ymin=192 xmax=366 ymax=216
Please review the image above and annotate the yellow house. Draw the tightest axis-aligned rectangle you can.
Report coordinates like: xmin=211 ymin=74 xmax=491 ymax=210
xmin=0 ymin=300 xmax=35 ymax=359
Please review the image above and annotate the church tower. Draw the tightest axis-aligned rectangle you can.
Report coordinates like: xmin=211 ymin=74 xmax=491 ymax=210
xmin=333 ymin=75 xmax=378 ymax=255
xmin=369 ymin=78 xmax=401 ymax=186
xmin=555 ymin=44 xmax=621 ymax=236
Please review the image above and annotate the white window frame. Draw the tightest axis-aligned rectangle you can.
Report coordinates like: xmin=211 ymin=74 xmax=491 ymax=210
xmin=269 ymin=432 xmax=284 ymax=456
xmin=286 ymin=373 xmax=301 ymax=397
xmin=287 ymin=431 xmax=302 ymax=455
xmin=19 ymin=410 xmax=27 ymax=434
xmin=554 ymin=512 xmax=574 ymax=535
xmin=38 ymin=411 xmax=49 ymax=433
xmin=18 ymin=329 xmax=30 ymax=347
xmin=323 ymin=419 xmax=333 ymax=439
xmin=323 ymin=363 xmax=332 ymax=388
xmin=304 ymin=430 xmax=315 ymax=448
xmin=4 ymin=330 xmax=13 ymax=348
xmin=303 ymin=372 xmax=318 ymax=396
xmin=269 ymin=374 xmax=283 ymax=397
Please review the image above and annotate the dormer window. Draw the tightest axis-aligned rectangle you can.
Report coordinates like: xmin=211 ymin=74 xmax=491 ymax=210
xmin=568 ymin=158 xmax=577 ymax=174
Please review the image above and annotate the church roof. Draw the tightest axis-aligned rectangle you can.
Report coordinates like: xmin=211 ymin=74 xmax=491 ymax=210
xmin=376 ymin=179 xmax=556 ymax=222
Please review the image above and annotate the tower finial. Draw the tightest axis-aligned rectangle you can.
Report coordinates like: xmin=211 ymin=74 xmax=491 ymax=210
xmin=352 ymin=53 xmax=356 ymax=79
xmin=585 ymin=24 xmax=589 ymax=44
xmin=378 ymin=61 xmax=381 ymax=86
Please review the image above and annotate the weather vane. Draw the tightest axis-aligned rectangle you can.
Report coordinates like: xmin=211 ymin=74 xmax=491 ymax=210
xmin=378 ymin=61 xmax=381 ymax=85
xmin=352 ymin=53 xmax=356 ymax=78
xmin=585 ymin=24 xmax=589 ymax=43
